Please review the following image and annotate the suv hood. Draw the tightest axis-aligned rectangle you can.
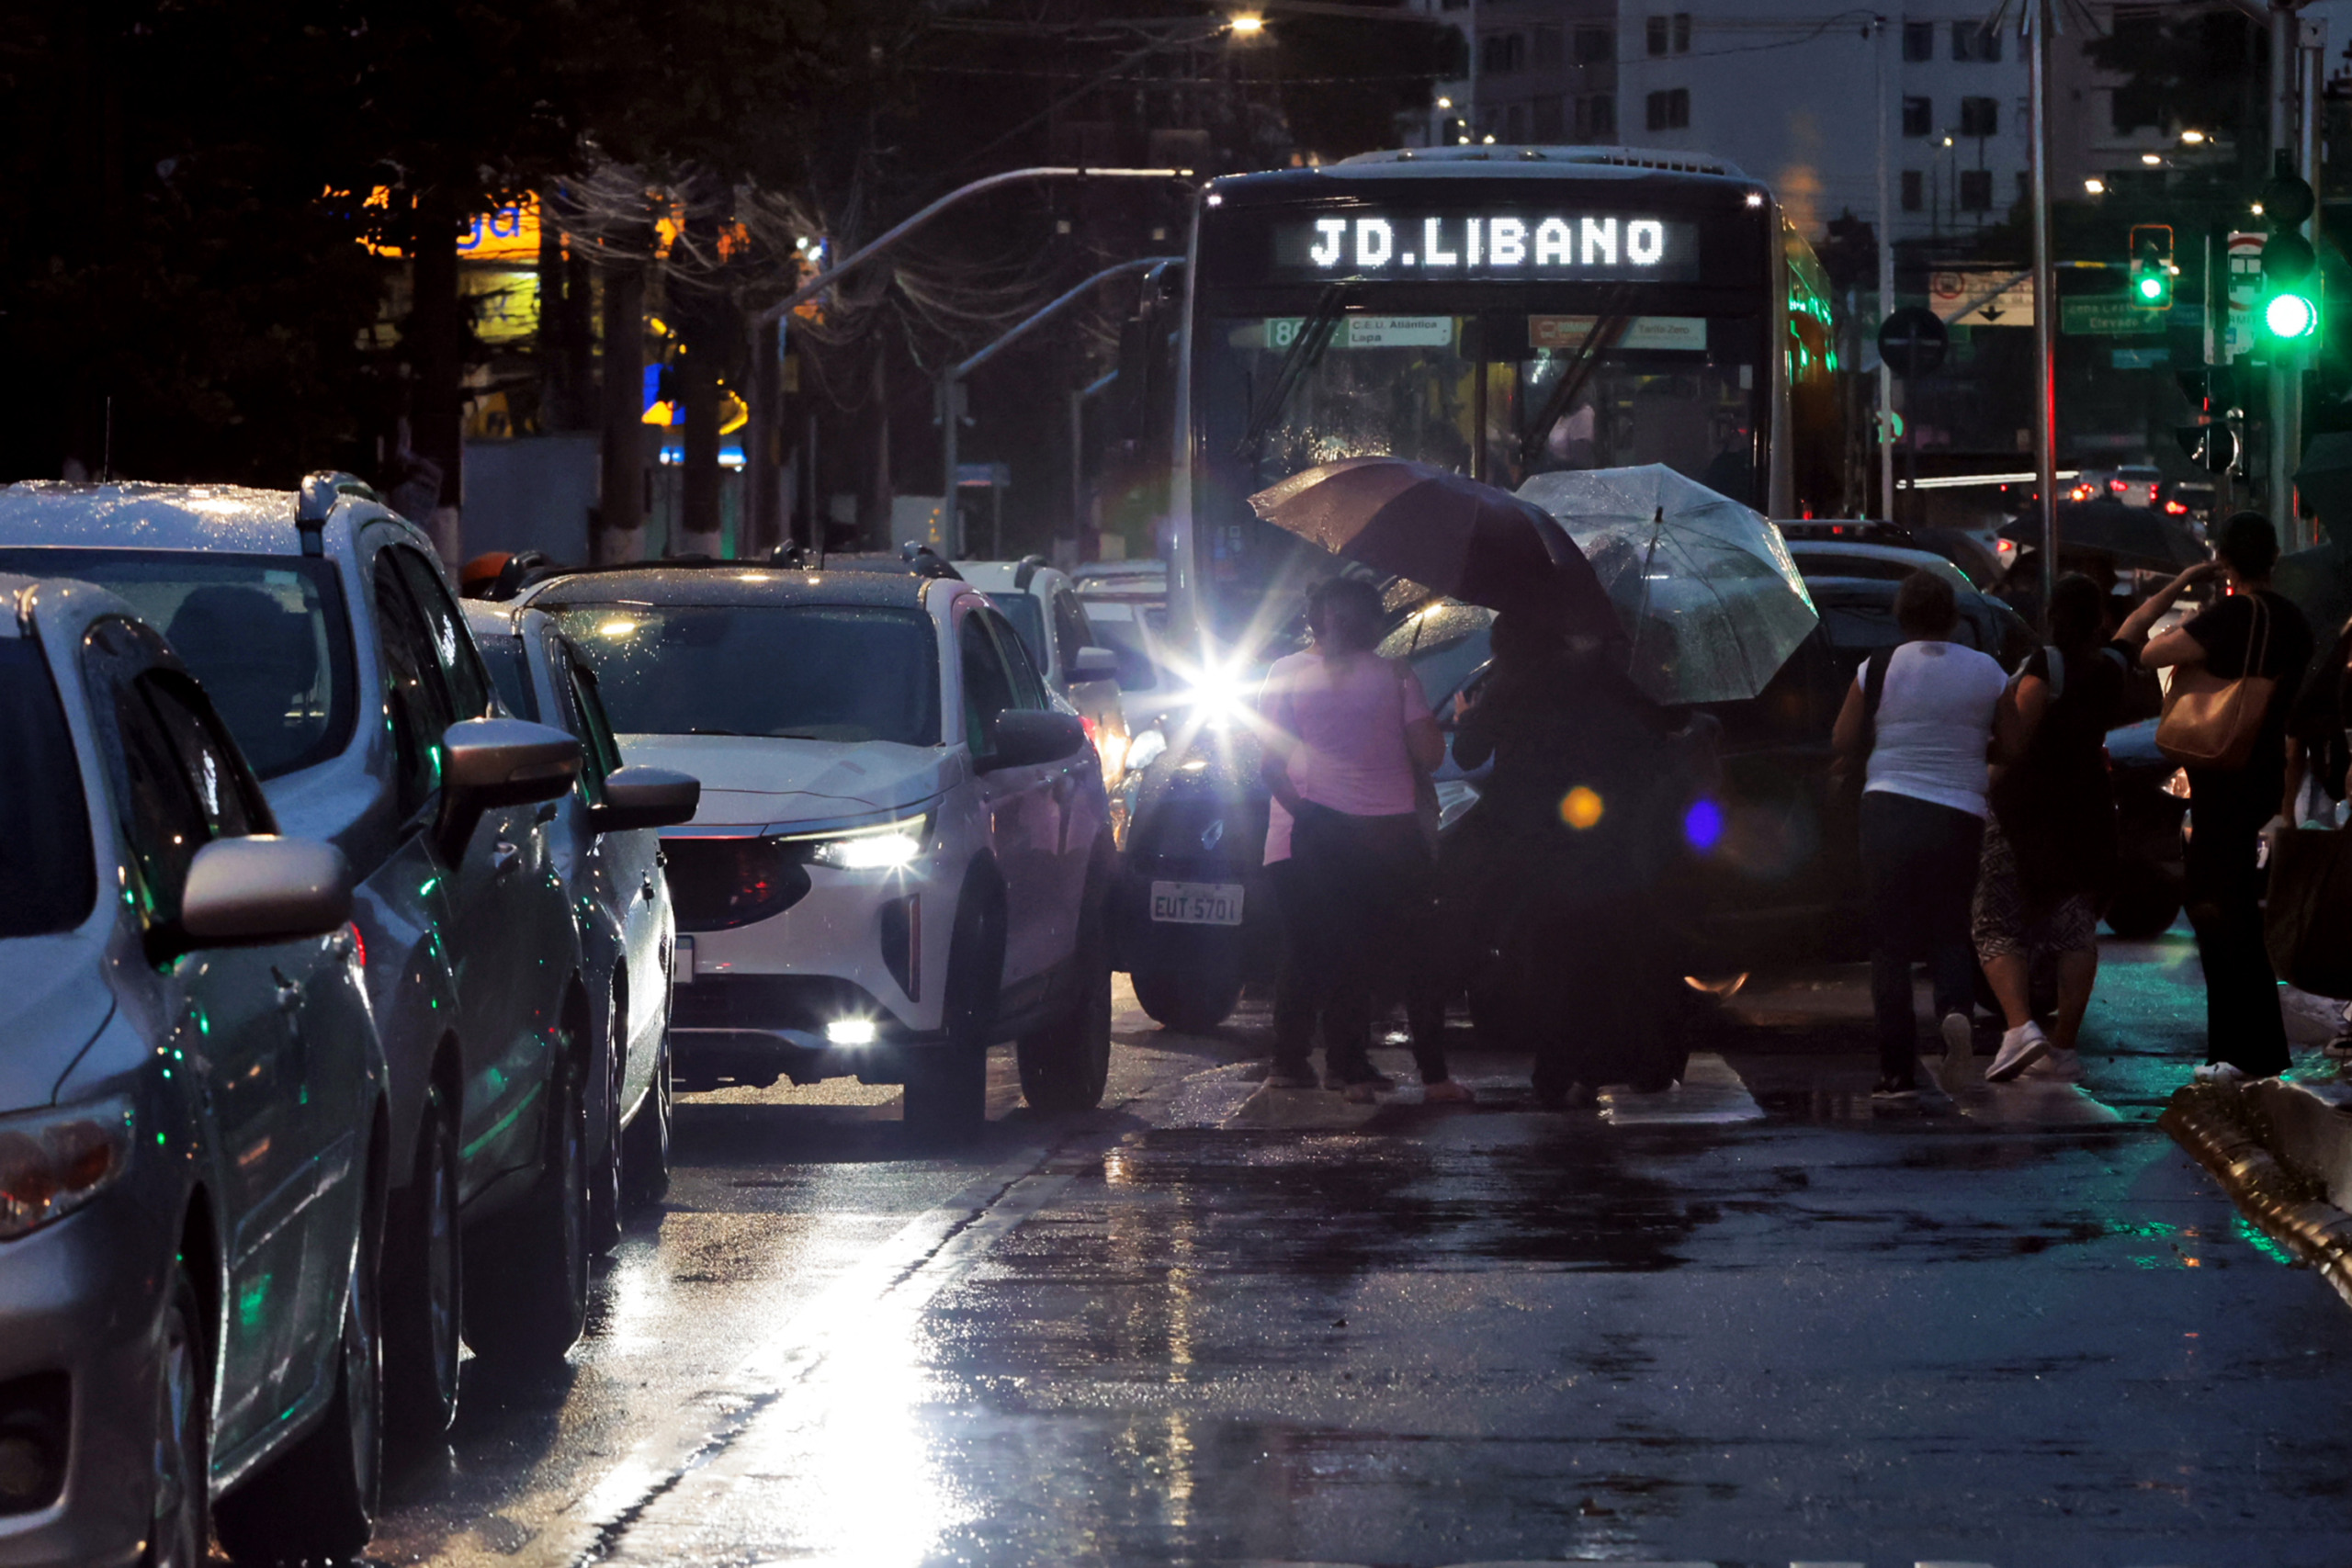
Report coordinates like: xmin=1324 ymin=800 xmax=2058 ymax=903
xmin=619 ymin=733 xmax=961 ymax=828
xmin=0 ymin=938 xmax=115 ymax=1110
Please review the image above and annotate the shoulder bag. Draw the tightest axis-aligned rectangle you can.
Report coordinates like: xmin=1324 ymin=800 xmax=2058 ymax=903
xmin=2155 ymin=593 xmax=2274 ymax=771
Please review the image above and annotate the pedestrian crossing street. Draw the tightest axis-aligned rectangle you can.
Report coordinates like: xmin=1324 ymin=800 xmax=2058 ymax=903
xmin=1220 ymin=1045 xmax=2126 ymax=1130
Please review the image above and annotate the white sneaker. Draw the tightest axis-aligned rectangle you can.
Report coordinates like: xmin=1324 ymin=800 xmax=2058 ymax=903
xmin=2023 ymin=1047 xmax=2080 ymax=1082
xmin=1986 ymin=1022 xmax=2050 ymax=1082
xmin=2193 ymin=1062 xmax=2250 ymax=1087
xmin=1940 ymin=1010 xmax=1974 ymax=1061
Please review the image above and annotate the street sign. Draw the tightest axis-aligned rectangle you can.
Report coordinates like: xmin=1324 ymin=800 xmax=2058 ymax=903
xmin=1878 ymin=306 xmax=1948 ymax=378
xmin=1928 ymin=269 xmax=2035 ymax=327
xmin=2225 ymin=231 xmax=2265 ymax=361
xmin=2061 ymin=298 xmax=2169 ymax=336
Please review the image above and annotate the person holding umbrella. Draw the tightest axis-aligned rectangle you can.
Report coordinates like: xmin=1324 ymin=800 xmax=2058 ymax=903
xmin=1258 ymin=576 xmax=1466 ymax=1101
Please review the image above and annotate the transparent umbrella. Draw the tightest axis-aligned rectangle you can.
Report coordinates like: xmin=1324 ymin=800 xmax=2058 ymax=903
xmin=1515 ymin=466 xmax=1818 ymax=705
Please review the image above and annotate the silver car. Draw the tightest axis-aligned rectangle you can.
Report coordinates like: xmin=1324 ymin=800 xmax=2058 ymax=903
xmin=0 ymin=476 xmax=590 ymax=1452
xmin=464 ymin=601 xmax=699 ymax=1245
xmin=0 ymin=575 xmax=381 ymax=1567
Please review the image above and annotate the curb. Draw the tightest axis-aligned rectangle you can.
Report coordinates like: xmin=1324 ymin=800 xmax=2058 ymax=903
xmin=2159 ymin=1079 xmax=2352 ymax=1309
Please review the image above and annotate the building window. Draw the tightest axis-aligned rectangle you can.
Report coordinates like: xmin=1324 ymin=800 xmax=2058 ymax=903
xmin=1647 ymin=15 xmax=1668 ymax=54
xmin=1647 ymin=13 xmax=1689 ymax=53
xmin=1482 ymin=31 xmax=1526 ymax=75
xmin=1674 ymin=13 xmax=1690 ymax=51
xmin=1574 ymin=24 xmax=1614 ymax=65
xmin=1953 ymin=22 xmax=2000 ymax=62
xmin=1533 ymin=25 xmax=1563 ymax=68
xmin=1645 ymin=87 xmax=1690 ymax=131
xmin=1959 ymin=168 xmax=1995 ymax=210
xmin=1902 ymin=96 xmax=1932 ymax=138
xmin=1903 ymin=21 xmax=1935 ymax=62
xmin=1581 ymin=93 xmax=1617 ymax=138
xmin=1901 ymin=170 xmax=1924 ymax=211
xmin=1959 ymin=96 xmax=1998 ymax=138
xmin=1532 ymin=94 xmax=1566 ymax=141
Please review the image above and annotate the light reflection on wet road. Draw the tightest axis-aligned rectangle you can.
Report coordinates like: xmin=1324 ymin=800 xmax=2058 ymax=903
xmin=364 ymin=929 xmax=2352 ymax=1568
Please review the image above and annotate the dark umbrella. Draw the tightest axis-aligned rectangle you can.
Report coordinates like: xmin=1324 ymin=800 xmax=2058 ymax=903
xmin=2000 ymin=498 xmax=2205 ymax=571
xmin=1248 ymin=457 xmax=1619 ymax=633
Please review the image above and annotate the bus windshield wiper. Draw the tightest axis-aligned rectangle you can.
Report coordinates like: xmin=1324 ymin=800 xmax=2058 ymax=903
xmin=1519 ymin=283 xmax=1635 ymax=473
xmin=1232 ymin=282 xmax=1350 ymax=463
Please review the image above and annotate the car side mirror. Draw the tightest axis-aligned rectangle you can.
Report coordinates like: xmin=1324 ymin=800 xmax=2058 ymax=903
xmin=1070 ymin=646 xmax=1120 ymax=685
xmin=437 ymin=716 xmax=581 ymax=855
xmin=180 ymin=837 xmax=354 ymax=947
xmin=589 ymin=766 xmax=701 ymax=834
xmin=979 ymin=710 xmax=1087 ymax=772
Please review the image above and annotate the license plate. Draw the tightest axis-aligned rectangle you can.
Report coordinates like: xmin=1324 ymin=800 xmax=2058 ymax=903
xmin=1150 ymin=881 xmax=1244 ymax=925
xmin=673 ymin=936 xmax=695 ymax=984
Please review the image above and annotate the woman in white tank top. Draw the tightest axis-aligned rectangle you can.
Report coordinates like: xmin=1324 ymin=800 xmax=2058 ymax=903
xmin=1831 ymin=570 xmax=2015 ymax=1098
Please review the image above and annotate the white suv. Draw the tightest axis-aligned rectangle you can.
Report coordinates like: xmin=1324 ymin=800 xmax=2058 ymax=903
xmin=522 ymin=560 xmax=1115 ymax=1140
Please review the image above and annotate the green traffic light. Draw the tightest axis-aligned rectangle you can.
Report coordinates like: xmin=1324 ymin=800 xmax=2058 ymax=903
xmin=2266 ymin=291 xmax=2320 ymax=339
xmin=2136 ymin=275 xmax=2164 ymax=301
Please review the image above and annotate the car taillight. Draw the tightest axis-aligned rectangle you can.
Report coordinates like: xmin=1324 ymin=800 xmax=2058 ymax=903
xmin=2165 ymin=500 xmax=2189 ymax=515
xmin=2149 ymin=483 xmax=2160 ymax=501
xmin=2109 ymin=479 xmax=2129 ymax=492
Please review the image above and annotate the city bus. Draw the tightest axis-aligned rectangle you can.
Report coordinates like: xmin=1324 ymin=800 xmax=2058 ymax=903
xmin=1114 ymin=145 xmax=1846 ymax=1031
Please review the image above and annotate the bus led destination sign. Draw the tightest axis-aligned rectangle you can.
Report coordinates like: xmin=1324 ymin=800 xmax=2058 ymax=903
xmin=1277 ymin=213 xmax=1700 ymax=282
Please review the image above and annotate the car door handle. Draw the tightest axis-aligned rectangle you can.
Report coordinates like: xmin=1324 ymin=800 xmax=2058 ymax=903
xmin=493 ymin=840 xmax=524 ymax=876
xmin=641 ymin=874 xmax=658 ymax=902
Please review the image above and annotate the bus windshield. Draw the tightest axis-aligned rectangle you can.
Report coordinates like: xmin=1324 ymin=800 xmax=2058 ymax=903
xmin=1201 ymin=308 xmax=1763 ymax=502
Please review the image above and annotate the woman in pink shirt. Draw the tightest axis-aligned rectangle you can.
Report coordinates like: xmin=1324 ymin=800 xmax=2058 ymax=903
xmin=1259 ymin=578 xmax=1466 ymax=1100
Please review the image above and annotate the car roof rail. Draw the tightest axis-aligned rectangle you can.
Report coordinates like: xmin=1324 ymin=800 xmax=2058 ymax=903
xmin=1013 ymin=554 xmax=1051 ymax=591
xmin=296 ymin=471 xmax=381 ymax=557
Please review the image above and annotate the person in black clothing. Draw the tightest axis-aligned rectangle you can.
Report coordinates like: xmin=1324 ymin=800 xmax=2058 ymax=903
xmin=1978 ymin=574 xmax=2131 ymax=1082
xmin=2132 ymin=513 xmax=2315 ymax=1082
xmin=1451 ymin=611 xmax=1682 ymax=1106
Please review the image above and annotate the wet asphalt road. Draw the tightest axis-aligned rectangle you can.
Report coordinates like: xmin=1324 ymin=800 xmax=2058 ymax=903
xmin=361 ymin=928 xmax=2352 ymax=1568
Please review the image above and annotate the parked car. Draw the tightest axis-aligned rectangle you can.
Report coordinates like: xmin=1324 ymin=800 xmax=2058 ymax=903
xmin=1783 ymin=538 xmax=1978 ymax=591
xmin=0 ymin=475 xmax=592 ymax=1453
xmin=522 ymin=562 xmax=1117 ymax=1141
xmin=465 ymin=602 xmax=700 ymax=1248
xmin=956 ymin=558 xmax=1134 ymax=783
xmin=0 ymin=574 xmax=382 ymax=1567
xmin=1072 ymin=558 xmax=1171 ymax=716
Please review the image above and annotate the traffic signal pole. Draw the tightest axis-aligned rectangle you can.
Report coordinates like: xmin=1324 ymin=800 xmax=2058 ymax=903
xmin=1875 ymin=16 xmax=1896 ymax=522
xmin=2272 ymin=1 xmax=2297 ymax=540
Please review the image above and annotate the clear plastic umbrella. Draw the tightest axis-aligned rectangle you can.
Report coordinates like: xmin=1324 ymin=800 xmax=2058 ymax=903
xmin=1515 ymin=465 xmax=1818 ymax=705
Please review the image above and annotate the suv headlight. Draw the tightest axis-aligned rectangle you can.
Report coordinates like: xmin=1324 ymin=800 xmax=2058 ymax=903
xmin=0 ymin=1099 xmax=135 ymax=1242
xmin=796 ymin=814 xmax=935 ymax=872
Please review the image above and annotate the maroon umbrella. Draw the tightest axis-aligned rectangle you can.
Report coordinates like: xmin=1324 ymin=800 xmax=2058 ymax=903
xmin=1249 ymin=457 xmax=1618 ymax=634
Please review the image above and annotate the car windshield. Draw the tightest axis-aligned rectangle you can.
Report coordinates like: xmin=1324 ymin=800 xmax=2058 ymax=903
xmin=550 ymin=604 xmax=940 ymax=745
xmin=0 ymin=635 xmax=96 ymax=937
xmin=994 ymin=592 xmax=1050 ymax=671
xmin=0 ymin=549 xmax=355 ymax=778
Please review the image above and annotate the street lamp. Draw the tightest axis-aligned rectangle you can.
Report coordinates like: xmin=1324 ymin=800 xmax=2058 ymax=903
xmin=2140 ymin=152 xmax=2163 ymax=166
xmin=2180 ymin=129 xmax=2207 ymax=144
xmin=1228 ymin=12 xmax=1265 ymax=34
xmin=2084 ymin=177 xmax=2106 ymax=195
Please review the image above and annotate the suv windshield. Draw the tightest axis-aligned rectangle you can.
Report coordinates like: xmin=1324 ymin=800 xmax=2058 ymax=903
xmin=0 ymin=549 xmax=355 ymax=778
xmin=550 ymin=604 xmax=941 ymax=745
xmin=0 ymin=636 xmax=96 ymax=937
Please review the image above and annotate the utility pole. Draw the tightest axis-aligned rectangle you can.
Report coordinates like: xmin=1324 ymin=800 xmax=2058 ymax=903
xmin=1876 ymin=14 xmax=1895 ymax=521
xmin=2029 ymin=0 xmax=2060 ymax=626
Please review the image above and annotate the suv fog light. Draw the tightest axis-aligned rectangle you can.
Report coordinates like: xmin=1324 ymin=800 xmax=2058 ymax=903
xmin=826 ymin=1019 xmax=879 ymax=1047
xmin=0 ymin=1371 xmax=69 ymax=1515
